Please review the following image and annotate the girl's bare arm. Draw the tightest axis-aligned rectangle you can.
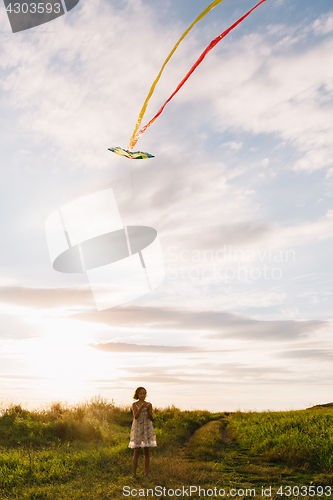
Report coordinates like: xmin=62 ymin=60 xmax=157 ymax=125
xmin=132 ymin=402 xmax=147 ymax=419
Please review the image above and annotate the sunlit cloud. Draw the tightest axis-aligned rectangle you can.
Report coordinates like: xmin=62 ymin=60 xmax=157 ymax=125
xmin=90 ymin=341 xmax=200 ymax=353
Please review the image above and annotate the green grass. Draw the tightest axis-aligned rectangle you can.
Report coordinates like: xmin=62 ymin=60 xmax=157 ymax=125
xmin=228 ymin=409 xmax=333 ymax=471
xmin=0 ymin=398 xmax=333 ymax=499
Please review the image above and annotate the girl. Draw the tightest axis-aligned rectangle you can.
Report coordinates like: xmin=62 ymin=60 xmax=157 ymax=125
xmin=129 ymin=387 xmax=157 ymax=480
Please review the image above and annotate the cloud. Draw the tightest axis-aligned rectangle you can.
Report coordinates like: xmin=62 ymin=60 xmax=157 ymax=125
xmin=170 ymin=210 xmax=333 ymax=255
xmin=270 ymin=209 xmax=333 ymax=247
xmin=275 ymin=349 xmax=333 ymax=361
xmin=165 ymin=221 xmax=273 ymax=253
xmin=220 ymin=141 xmax=243 ymax=150
xmin=0 ymin=285 xmax=94 ymax=309
xmin=72 ymin=306 xmax=326 ymax=341
xmin=0 ymin=374 xmax=47 ymax=380
xmin=183 ymin=27 xmax=333 ymax=172
xmin=0 ymin=285 xmax=326 ymax=342
xmin=89 ymin=341 xmax=199 ymax=353
xmin=114 ymin=360 xmax=330 ymax=386
xmin=203 ymin=317 xmax=326 ymax=341
xmin=0 ymin=0 xmax=177 ymax=169
xmin=312 ymin=13 xmax=333 ymax=36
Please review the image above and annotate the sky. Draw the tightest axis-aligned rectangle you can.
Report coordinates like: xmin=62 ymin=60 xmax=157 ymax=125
xmin=0 ymin=0 xmax=333 ymax=412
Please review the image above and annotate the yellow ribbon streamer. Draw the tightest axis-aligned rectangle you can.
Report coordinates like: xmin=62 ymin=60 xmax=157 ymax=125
xmin=128 ymin=0 xmax=225 ymax=150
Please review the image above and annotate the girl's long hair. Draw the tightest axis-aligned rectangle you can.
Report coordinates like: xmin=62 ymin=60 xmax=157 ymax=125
xmin=133 ymin=387 xmax=146 ymax=399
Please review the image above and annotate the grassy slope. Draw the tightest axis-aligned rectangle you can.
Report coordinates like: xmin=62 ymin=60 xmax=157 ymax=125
xmin=0 ymin=399 xmax=332 ymax=499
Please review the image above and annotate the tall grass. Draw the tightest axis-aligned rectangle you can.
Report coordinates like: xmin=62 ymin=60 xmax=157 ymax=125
xmin=0 ymin=398 xmax=224 ymax=493
xmin=0 ymin=397 xmax=132 ymax=448
xmin=228 ymin=409 xmax=333 ymax=471
xmin=0 ymin=400 xmax=222 ymax=449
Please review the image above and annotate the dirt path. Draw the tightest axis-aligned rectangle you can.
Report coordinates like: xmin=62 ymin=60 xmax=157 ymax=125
xmin=220 ymin=417 xmax=233 ymax=445
xmin=184 ymin=417 xmax=233 ymax=449
xmin=174 ymin=417 xmax=320 ymax=499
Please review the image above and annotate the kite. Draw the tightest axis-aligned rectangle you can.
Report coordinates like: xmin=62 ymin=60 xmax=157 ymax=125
xmin=109 ymin=0 xmax=267 ymax=158
xmin=108 ymin=147 xmax=154 ymax=160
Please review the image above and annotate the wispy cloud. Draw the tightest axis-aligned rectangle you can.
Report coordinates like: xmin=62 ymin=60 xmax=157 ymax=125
xmin=220 ymin=141 xmax=243 ymax=150
xmin=89 ymin=341 xmax=199 ymax=353
xmin=73 ymin=306 xmax=326 ymax=341
xmin=185 ymin=28 xmax=333 ymax=172
xmin=0 ymin=285 xmax=94 ymax=309
xmin=275 ymin=349 xmax=333 ymax=361
xmin=115 ymin=360 xmax=332 ymax=386
xmin=312 ymin=13 xmax=333 ymax=36
xmin=0 ymin=285 xmax=326 ymax=342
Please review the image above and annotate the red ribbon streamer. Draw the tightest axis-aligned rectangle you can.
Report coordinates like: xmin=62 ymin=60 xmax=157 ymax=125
xmin=130 ymin=0 xmax=267 ymax=149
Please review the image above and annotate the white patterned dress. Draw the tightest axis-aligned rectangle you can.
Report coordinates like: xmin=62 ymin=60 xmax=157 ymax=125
xmin=129 ymin=402 xmax=157 ymax=448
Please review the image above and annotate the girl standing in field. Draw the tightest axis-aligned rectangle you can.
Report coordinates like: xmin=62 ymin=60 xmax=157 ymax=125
xmin=129 ymin=387 xmax=157 ymax=480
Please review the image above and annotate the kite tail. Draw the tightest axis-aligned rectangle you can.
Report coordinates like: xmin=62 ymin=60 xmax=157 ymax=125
xmin=130 ymin=0 xmax=267 ymax=150
xmin=128 ymin=0 xmax=226 ymax=151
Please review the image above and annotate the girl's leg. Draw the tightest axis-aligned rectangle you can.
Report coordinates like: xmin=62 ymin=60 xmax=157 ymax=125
xmin=144 ymin=447 xmax=150 ymax=475
xmin=132 ymin=448 xmax=140 ymax=476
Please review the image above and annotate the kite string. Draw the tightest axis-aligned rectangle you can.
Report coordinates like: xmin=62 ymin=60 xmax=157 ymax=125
xmin=128 ymin=0 xmax=226 ymax=151
xmin=130 ymin=0 xmax=267 ymax=150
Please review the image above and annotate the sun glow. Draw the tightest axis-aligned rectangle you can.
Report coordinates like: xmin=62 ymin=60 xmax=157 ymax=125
xmin=21 ymin=318 xmax=121 ymax=400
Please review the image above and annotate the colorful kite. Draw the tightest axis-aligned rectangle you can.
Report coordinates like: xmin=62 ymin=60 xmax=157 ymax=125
xmin=109 ymin=0 xmax=267 ymax=158
xmin=108 ymin=147 xmax=154 ymax=160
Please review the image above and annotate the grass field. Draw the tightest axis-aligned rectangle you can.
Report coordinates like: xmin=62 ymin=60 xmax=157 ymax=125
xmin=0 ymin=398 xmax=332 ymax=499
